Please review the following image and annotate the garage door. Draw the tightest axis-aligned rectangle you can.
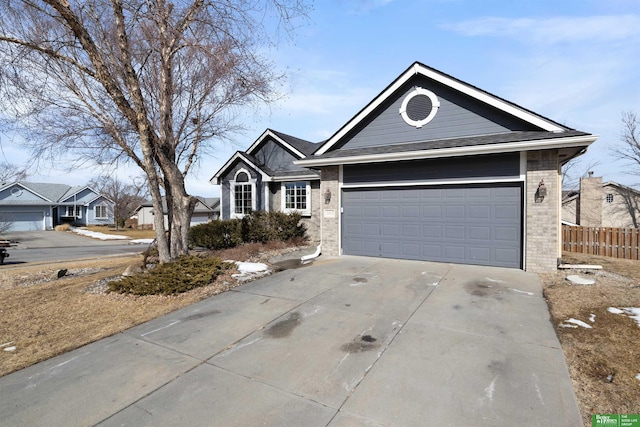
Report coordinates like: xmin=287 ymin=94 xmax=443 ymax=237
xmin=3 ymin=211 xmax=45 ymax=231
xmin=342 ymin=184 xmax=522 ymax=268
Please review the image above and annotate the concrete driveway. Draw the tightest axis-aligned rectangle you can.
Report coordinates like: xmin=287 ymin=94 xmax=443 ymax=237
xmin=0 ymin=256 xmax=581 ymax=426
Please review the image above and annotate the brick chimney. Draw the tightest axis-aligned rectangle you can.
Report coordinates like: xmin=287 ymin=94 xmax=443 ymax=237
xmin=578 ymin=172 xmax=602 ymax=226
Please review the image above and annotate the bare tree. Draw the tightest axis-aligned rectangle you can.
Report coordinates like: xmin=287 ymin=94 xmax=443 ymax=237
xmin=611 ymin=111 xmax=640 ymax=175
xmin=0 ymin=0 xmax=309 ymax=262
xmin=88 ymin=175 xmax=147 ymax=229
xmin=0 ymin=162 xmax=28 ymax=182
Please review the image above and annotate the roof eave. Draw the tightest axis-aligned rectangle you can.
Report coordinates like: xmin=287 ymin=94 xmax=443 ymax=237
xmin=295 ymin=134 xmax=598 ymax=167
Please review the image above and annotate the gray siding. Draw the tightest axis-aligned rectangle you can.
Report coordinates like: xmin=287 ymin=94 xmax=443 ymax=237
xmin=343 ymin=153 xmax=520 ymax=185
xmin=339 ymin=76 xmax=539 ymax=151
xmin=253 ymin=139 xmax=308 ymax=173
xmin=0 ymin=184 xmax=48 ymax=204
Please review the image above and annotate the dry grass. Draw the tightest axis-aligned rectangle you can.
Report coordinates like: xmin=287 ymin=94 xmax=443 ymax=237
xmin=0 ymin=242 xmax=307 ymax=377
xmin=541 ymin=252 xmax=640 ymax=426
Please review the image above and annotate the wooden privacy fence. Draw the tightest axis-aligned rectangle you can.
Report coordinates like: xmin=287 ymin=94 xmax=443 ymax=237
xmin=562 ymin=225 xmax=640 ymax=260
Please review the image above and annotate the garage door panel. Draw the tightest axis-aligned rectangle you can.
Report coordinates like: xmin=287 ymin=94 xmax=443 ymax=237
xmin=445 ymin=206 xmax=465 ymax=219
xmin=402 ymin=206 xmax=420 ymax=218
xmin=468 ymin=247 xmax=491 ymax=263
xmin=469 ymin=226 xmax=491 ymax=240
xmin=342 ymin=184 xmax=522 ymax=268
xmin=444 ymin=226 xmax=465 ymax=239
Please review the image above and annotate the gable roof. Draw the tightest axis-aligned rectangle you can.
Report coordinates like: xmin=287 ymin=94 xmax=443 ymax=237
xmin=246 ymin=129 xmax=318 ymax=158
xmin=314 ymin=61 xmax=571 ymax=157
xmin=210 ymin=129 xmax=320 ymax=184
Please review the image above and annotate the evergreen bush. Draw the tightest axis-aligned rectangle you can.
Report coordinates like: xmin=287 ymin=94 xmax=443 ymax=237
xmin=108 ymin=255 xmax=232 ymax=295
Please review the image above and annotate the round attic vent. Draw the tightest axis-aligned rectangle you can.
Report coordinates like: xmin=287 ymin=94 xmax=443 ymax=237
xmin=11 ymin=187 xmax=22 ymax=197
xmin=399 ymin=87 xmax=440 ymax=128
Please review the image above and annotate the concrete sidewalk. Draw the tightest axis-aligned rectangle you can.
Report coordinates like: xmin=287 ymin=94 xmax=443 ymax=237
xmin=0 ymin=257 xmax=582 ymax=426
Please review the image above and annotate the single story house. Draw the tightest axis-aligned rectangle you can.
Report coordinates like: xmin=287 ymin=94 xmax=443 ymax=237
xmin=0 ymin=181 xmax=114 ymax=231
xmin=563 ymin=174 xmax=640 ymax=228
xmin=212 ymin=62 xmax=598 ymax=272
xmin=131 ymin=196 xmax=220 ymax=230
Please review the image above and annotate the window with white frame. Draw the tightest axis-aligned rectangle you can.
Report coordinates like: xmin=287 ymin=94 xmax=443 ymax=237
xmin=282 ymin=181 xmax=311 ymax=216
xmin=231 ymin=170 xmax=255 ymax=217
xmin=64 ymin=206 xmax=82 ymax=218
xmin=95 ymin=204 xmax=108 ymax=219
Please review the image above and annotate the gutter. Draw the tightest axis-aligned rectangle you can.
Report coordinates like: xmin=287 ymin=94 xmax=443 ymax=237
xmin=295 ymin=134 xmax=598 ymax=168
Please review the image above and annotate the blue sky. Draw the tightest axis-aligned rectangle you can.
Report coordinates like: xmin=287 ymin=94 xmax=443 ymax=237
xmin=1 ymin=0 xmax=639 ymax=197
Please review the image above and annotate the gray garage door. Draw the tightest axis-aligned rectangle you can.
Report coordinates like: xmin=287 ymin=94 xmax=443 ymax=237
xmin=4 ymin=211 xmax=45 ymax=231
xmin=342 ymin=184 xmax=522 ymax=268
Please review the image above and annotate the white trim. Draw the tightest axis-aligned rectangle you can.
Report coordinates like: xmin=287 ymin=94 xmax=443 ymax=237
xmin=210 ymin=152 xmax=271 ymax=185
xmin=399 ymin=87 xmax=440 ymax=128
xmin=521 ymin=151 xmax=527 ymax=270
xmin=264 ymin=185 xmax=270 ymax=212
xmin=94 ymin=203 xmax=109 ymax=219
xmin=297 ymin=134 xmax=598 ymax=167
xmin=314 ymin=62 xmax=566 ymax=156
xmin=281 ymin=181 xmax=312 ymax=216
xmin=229 ymin=169 xmax=257 ymax=219
xmin=271 ymin=174 xmax=320 ymax=181
xmin=246 ymin=129 xmax=307 ymax=159
xmin=341 ymin=176 xmax=523 ymax=189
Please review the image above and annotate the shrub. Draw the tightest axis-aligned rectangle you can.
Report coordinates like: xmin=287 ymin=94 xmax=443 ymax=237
xmin=108 ymin=255 xmax=232 ymax=295
xmin=55 ymin=224 xmax=71 ymax=232
xmin=189 ymin=219 xmax=242 ymax=250
xmin=241 ymin=211 xmax=306 ymax=243
xmin=189 ymin=211 xmax=306 ymax=250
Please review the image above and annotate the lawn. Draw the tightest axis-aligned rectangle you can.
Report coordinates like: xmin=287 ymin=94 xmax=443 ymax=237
xmin=83 ymin=225 xmax=156 ymax=240
xmin=541 ymin=252 xmax=640 ymax=426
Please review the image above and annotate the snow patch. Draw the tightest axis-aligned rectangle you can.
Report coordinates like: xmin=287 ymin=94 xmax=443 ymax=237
xmin=589 ymin=313 xmax=596 ymax=323
xmin=636 ymin=373 xmax=640 ymax=381
xmin=608 ymin=307 xmax=640 ymax=327
xmin=3 ymin=346 xmax=16 ymax=352
xmin=564 ymin=318 xmax=592 ymax=329
xmin=559 ymin=324 xmax=578 ymax=328
xmin=229 ymin=261 xmax=270 ymax=281
xmin=72 ymin=229 xmax=129 ymax=240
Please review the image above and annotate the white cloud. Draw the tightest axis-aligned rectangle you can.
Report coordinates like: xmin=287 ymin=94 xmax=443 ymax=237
xmin=442 ymin=15 xmax=640 ymax=44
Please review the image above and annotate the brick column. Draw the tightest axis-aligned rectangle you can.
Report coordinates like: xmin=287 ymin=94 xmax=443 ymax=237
xmin=525 ymin=150 xmax=561 ymax=272
xmin=320 ymin=166 xmax=340 ymax=256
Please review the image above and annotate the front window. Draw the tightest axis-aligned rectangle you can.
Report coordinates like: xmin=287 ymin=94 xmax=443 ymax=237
xmin=95 ymin=204 xmax=108 ymax=219
xmin=64 ymin=206 xmax=82 ymax=218
xmin=234 ymin=183 xmax=253 ymax=215
xmin=282 ymin=181 xmax=311 ymax=215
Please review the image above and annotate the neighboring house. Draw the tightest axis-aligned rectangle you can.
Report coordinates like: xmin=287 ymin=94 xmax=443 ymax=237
xmin=0 ymin=181 xmax=114 ymax=231
xmin=210 ymin=129 xmax=321 ymax=242
xmin=131 ymin=196 xmax=220 ymax=230
xmin=563 ymin=175 xmax=640 ymax=228
xmin=212 ymin=62 xmax=598 ymax=272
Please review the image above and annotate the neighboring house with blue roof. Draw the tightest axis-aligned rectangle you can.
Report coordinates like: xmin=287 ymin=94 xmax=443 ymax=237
xmin=211 ymin=61 xmax=599 ymax=272
xmin=0 ymin=181 xmax=114 ymax=231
